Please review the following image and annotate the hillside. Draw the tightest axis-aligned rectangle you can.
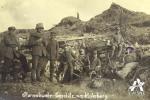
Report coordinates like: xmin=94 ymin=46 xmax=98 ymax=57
xmin=49 ymin=3 xmax=150 ymax=44
xmin=1 ymin=3 xmax=150 ymax=44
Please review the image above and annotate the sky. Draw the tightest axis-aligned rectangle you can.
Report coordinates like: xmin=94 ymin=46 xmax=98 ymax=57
xmin=0 ymin=0 xmax=150 ymax=32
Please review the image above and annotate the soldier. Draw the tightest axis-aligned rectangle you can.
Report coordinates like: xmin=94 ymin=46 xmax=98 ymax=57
xmin=78 ymin=49 xmax=86 ymax=66
xmin=89 ymin=50 xmax=101 ymax=78
xmin=111 ymin=27 xmax=124 ymax=58
xmin=61 ymin=44 xmax=76 ymax=83
xmin=90 ymin=51 xmax=101 ymax=70
xmin=116 ymin=46 xmax=138 ymax=79
xmin=1 ymin=26 xmax=20 ymax=82
xmin=29 ymin=23 xmax=48 ymax=82
xmin=78 ymin=49 xmax=90 ymax=76
xmin=47 ymin=31 xmax=59 ymax=82
xmin=124 ymin=46 xmax=137 ymax=64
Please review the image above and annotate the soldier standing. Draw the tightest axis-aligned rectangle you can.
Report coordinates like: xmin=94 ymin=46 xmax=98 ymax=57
xmin=61 ymin=44 xmax=76 ymax=83
xmin=1 ymin=26 xmax=20 ymax=82
xmin=47 ymin=32 xmax=59 ymax=82
xmin=29 ymin=23 xmax=48 ymax=82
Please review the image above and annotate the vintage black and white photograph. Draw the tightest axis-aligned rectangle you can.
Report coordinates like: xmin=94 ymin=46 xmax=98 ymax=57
xmin=0 ymin=0 xmax=150 ymax=100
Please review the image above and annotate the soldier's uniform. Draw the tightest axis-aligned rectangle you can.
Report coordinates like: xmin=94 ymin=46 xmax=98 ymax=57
xmin=60 ymin=45 xmax=76 ymax=83
xmin=1 ymin=26 xmax=20 ymax=82
xmin=90 ymin=51 xmax=101 ymax=70
xmin=135 ymin=48 xmax=143 ymax=61
xmin=111 ymin=27 xmax=124 ymax=58
xmin=89 ymin=50 xmax=101 ymax=78
xmin=47 ymin=32 xmax=59 ymax=82
xmin=78 ymin=49 xmax=90 ymax=76
xmin=29 ymin=23 xmax=48 ymax=82
xmin=124 ymin=47 xmax=137 ymax=64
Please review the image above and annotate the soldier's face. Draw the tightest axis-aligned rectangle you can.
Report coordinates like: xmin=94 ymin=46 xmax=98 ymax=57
xmin=51 ymin=35 xmax=56 ymax=39
xmin=9 ymin=30 xmax=15 ymax=35
xmin=37 ymin=28 xmax=44 ymax=33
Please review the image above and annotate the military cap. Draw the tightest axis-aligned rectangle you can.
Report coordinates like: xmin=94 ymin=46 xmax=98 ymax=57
xmin=126 ymin=46 xmax=134 ymax=51
xmin=36 ymin=23 xmax=44 ymax=29
xmin=8 ymin=26 xmax=16 ymax=31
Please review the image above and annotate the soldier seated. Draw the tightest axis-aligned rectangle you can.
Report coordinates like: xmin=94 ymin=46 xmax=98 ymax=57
xmin=89 ymin=50 xmax=102 ymax=79
xmin=77 ymin=49 xmax=89 ymax=72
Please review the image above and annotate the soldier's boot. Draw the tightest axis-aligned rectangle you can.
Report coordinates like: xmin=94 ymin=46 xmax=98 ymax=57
xmin=1 ymin=72 xmax=7 ymax=83
xmin=69 ymin=62 xmax=74 ymax=82
xmin=117 ymin=46 xmax=123 ymax=57
xmin=12 ymin=68 xmax=19 ymax=82
xmin=31 ymin=69 xmax=36 ymax=82
xmin=49 ymin=72 xmax=54 ymax=82
xmin=40 ymin=69 xmax=45 ymax=78
xmin=22 ymin=72 xmax=27 ymax=82
xmin=49 ymin=68 xmax=55 ymax=82
xmin=40 ymin=57 xmax=48 ymax=78
xmin=12 ymin=74 xmax=17 ymax=82
xmin=36 ymin=68 xmax=43 ymax=82
xmin=70 ymin=71 xmax=73 ymax=82
xmin=111 ymin=45 xmax=116 ymax=58
xmin=49 ymin=61 xmax=55 ymax=82
xmin=31 ymin=56 xmax=40 ymax=83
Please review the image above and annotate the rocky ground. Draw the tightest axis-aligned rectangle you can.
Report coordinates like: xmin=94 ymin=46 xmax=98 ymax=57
xmin=0 ymin=77 xmax=149 ymax=100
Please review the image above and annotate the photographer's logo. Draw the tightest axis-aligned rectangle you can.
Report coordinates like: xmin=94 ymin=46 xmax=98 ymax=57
xmin=128 ymin=78 xmax=144 ymax=95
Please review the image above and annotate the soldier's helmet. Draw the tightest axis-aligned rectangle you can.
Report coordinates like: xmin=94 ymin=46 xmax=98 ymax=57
xmin=8 ymin=26 xmax=16 ymax=31
xmin=36 ymin=23 xmax=44 ymax=29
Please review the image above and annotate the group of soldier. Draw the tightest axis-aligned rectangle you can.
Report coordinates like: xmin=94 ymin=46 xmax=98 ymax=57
xmin=0 ymin=22 xmax=141 ymax=84
xmin=0 ymin=23 xmax=60 ymax=83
